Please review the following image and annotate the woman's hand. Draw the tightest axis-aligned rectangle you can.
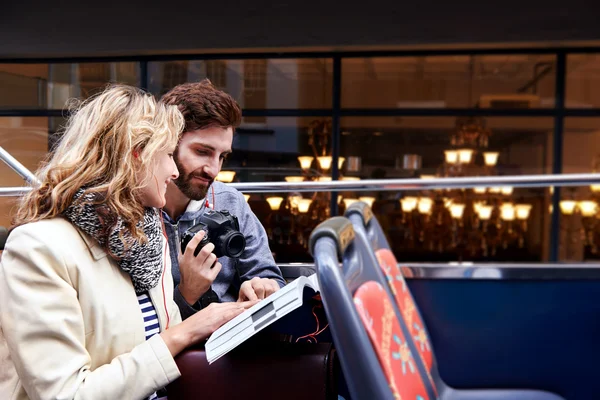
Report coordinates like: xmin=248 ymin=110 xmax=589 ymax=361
xmin=160 ymin=300 xmax=258 ymax=356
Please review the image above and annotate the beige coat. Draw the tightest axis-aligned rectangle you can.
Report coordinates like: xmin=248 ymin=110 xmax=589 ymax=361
xmin=0 ymin=217 xmax=183 ymax=400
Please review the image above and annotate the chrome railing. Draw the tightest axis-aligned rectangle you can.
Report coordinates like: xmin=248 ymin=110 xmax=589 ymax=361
xmin=228 ymin=173 xmax=600 ymax=193
xmin=0 ymin=146 xmax=39 ymax=185
xmin=1 ymin=172 xmax=600 ymax=197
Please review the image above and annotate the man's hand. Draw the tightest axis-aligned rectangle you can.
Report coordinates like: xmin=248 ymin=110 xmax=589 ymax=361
xmin=178 ymin=230 xmax=221 ymax=305
xmin=237 ymin=277 xmax=281 ymax=301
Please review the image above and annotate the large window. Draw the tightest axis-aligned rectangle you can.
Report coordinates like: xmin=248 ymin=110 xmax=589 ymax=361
xmin=338 ymin=116 xmax=553 ymax=261
xmin=342 ymin=55 xmax=556 ymax=109
xmin=1 ymin=50 xmax=599 ymax=263
xmin=0 ymin=63 xmax=140 ymax=109
xmin=148 ymin=59 xmax=333 ymax=109
xmin=557 ymin=118 xmax=600 ymax=261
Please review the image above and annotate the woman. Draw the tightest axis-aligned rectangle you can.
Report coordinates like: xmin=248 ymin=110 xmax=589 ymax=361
xmin=0 ymin=85 xmax=254 ymax=400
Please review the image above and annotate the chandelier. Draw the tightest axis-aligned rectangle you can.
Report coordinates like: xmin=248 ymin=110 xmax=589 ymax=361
xmin=398 ymin=116 xmax=534 ymax=259
xmin=263 ymin=119 xmax=374 ymax=250
xmin=556 ymin=180 xmax=600 ymax=258
xmin=213 ymin=119 xmax=373 ymax=253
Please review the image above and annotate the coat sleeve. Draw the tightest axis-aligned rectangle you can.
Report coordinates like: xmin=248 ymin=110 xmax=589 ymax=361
xmin=0 ymin=225 xmax=181 ymax=400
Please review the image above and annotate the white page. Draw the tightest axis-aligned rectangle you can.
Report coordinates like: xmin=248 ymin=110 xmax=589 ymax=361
xmin=205 ymin=274 xmax=320 ymax=363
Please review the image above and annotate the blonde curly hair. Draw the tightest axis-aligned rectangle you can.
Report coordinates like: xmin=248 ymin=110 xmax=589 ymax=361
xmin=14 ymin=84 xmax=184 ymax=242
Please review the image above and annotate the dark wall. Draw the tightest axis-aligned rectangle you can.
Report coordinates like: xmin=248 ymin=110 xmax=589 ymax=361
xmin=2 ymin=0 xmax=599 ymax=59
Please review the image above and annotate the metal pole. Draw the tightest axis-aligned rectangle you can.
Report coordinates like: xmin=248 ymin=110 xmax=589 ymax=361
xmin=0 ymin=147 xmax=39 ymax=185
xmin=550 ymin=52 xmax=566 ymax=262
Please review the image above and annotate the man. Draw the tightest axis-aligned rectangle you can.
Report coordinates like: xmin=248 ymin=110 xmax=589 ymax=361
xmin=161 ymin=80 xmax=285 ymax=320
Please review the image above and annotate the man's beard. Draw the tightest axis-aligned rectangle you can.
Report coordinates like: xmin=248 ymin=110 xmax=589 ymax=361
xmin=173 ymin=153 xmax=214 ymax=201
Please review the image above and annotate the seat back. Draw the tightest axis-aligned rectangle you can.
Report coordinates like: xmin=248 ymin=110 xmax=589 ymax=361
xmin=309 ymin=216 xmax=432 ymax=400
xmin=345 ymin=202 xmax=437 ymax=385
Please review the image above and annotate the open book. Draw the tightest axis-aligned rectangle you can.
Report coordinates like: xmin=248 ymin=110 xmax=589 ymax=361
xmin=205 ymin=273 xmax=320 ymax=364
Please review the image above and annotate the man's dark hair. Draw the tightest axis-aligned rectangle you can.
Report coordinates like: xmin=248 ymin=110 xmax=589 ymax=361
xmin=160 ymin=79 xmax=242 ymax=133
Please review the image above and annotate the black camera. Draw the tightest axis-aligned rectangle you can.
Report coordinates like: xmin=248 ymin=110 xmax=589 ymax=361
xmin=180 ymin=209 xmax=246 ymax=259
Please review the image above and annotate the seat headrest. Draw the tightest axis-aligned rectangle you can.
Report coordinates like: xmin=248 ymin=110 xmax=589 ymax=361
xmin=344 ymin=201 xmax=374 ymax=227
xmin=309 ymin=216 xmax=355 ymax=259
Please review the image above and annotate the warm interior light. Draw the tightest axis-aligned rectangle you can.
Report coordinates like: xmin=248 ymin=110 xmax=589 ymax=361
xmin=343 ymin=198 xmax=359 ymax=208
xmin=359 ymin=196 xmax=375 ymax=207
xmin=338 ymin=157 xmax=346 ymax=169
xmin=489 ymin=187 xmax=501 ymax=194
xmin=483 ymin=152 xmax=499 ymax=167
xmin=457 ymin=149 xmax=474 ymax=163
xmin=515 ymin=204 xmax=532 ymax=220
xmin=420 ymin=175 xmax=435 ymax=180
xmin=591 ymin=185 xmax=600 ymax=193
xmin=266 ymin=196 xmax=284 ymax=211
xmin=473 ymin=187 xmax=487 ymax=194
xmin=501 ymin=186 xmax=513 ymax=195
xmin=296 ymin=198 xmax=312 ymax=213
xmin=317 ymin=156 xmax=333 ymax=170
xmin=243 ymin=194 xmax=250 ymax=202
xmin=297 ymin=156 xmax=314 ymax=170
xmin=578 ymin=200 xmax=597 ymax=217
xmin=285 ymin=176 xmax=304 ymax=183
xmin=444 ymin=150 xmax=458 ymax=164
xmin=477 ymin=205 xmax=493 ymax=220
xmin=215 ymin=170 xmax=235 ymax=183
xmin=417 ymin=198 xmax=433 ymax=214
xmin=317 ymin=176 xmax=332 ymax=182
xmin=559 ymin=200 xmax=577 ymax=215
xmin=289 ymin=195 xmax=302 ymax=208
xmin=449 ymin=203 xmax=465 ymax=219
xmin=500 ymin=204 xmax=515 ymax=221
xmin=400 ymin=197 xmax=418 ymax=212
xmin=341 ymin=176 xmax=360 ymax=181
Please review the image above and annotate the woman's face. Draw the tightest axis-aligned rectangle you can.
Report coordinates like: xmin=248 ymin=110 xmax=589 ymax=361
xmin=138 ymin=148 xmax=179 ymax=208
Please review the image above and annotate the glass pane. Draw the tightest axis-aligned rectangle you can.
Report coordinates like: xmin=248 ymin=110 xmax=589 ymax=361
xmin=563 ymin=117 xmax=600 ymax=173
xmin=340 ymin=116 xmax=553 ymax=177
xmin=217 ymin=117 xmax=332 ymax=262
xmin=567 ymin=54 xmax=600 ymax=108
xmin=148 ymin=59 xmax=333 ymax=109
xmin=0 ymin=117 xmax=49 ymax=228
xmin=559 ymin=118 xmax=600 ymax=261
xmin=0 ymin=63 xmax=140 ymax=109
xmin=342 ymin=55 xmax=556 ymax=108
xmin=339 ymin=116 xmax=554 ymax=262
xmin=557 ymin=185 xmax=600 ymax=262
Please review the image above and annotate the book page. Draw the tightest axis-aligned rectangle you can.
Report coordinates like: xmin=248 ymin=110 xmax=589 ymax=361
xmin=205 ymin=274 xmax=320 ymax=363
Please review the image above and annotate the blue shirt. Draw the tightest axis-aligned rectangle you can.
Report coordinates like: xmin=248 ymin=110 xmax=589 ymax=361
xmin=162 ymin=181 xmax=285 ymax=319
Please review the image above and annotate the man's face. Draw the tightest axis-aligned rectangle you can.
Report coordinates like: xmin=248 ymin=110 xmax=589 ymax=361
xmin=173 ymin=126 xmax=233 ymax=200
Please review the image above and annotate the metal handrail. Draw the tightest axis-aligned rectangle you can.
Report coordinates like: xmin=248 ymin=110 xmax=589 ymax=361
xmin=227 ymin=173 xmax=600 ymax=193
xmin=0 ymin=146 xmax=39 ymax=185
xmin=1 ymin=173 xmax=599 ymax=196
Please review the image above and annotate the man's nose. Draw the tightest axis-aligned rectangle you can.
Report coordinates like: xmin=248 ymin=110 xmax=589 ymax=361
xmin=202 ymin=158 xmax=220 ymax=178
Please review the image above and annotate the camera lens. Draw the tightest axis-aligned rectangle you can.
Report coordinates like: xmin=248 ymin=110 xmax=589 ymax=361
xmin=220 ymin=230 xmax=246 ymax=258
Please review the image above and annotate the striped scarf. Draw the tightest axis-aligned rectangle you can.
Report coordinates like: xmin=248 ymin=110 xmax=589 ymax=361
xmin=64 ymin=189 xmax=163 ymax=295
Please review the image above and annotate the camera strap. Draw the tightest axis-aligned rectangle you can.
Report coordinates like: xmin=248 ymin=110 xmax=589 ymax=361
xmin=204 ymin=185 xmax=216 ymax=210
